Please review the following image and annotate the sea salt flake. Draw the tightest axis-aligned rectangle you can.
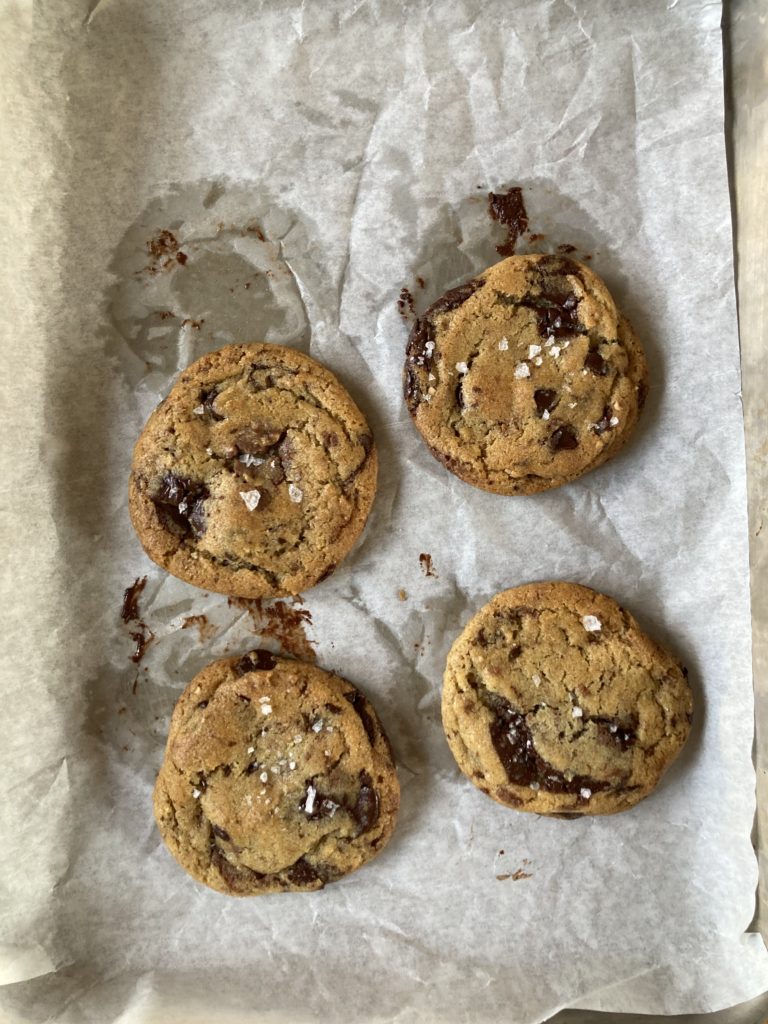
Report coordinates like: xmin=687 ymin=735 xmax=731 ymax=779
xmin=293 ymin=734 xmax=303 ymax=744
xmin=530 ymin=782 xmax=541 ymax=791
xmin=610 ymin=416 xmax=619 ymax=426
xmin=259 ymin=771 xmax=269 ymax=783
xmin=534 ymin=357 xmax=543 ymax=366
xmin=532 ymin=673 xmax=542 ymax=686
xmin=498 ymin=337 xmax=509 ymax=351
xmin=572 ymin=706 xmax=583 ymax=718
xmin=246 ymin=746 xmax=255 ymax=754
xmin=192 ymin=788 xmax=201 ymax=799
xmin=260 ymin=704 xmax=272 ymax=715
xmin=568 ymin=402 xmax=577 ymax=408
xmin=542 ymin=409 xmax=550 ymax=421
xmin=580 ymin=787 xmax=592 ymax=800
xmin=455 ymin=361 xmax=469 ymax=375
xmin=305 ymin=785 xmax=317 ymax=815
xmin=528 ymin=344 xmax=542 ymax=358
xmin=550 ymin=346 xmax=561 ymax=358
xmin=424 ymin=341 xmax=435 ymax=357
xmin=428 ymin=372 xmax=436 ymax=381
xmin=514 ymin=362 xmax=531 ymax=379
xmin=239 ymin=453 xmax=264 ymax=467
xmin=239 ymin=488 xmax=261 ymax=511
xmin=582 ymin=615 xmax=602 ymax=632
xmin=288 ymin=761 xmax=296 ymax=770
xmin=193 ymin=405 xmax=205 ymax=415
xmin=312 ymin=719 xmax=324 ymax=732
xmin=288 ymin=483 xmax=303 ymax=503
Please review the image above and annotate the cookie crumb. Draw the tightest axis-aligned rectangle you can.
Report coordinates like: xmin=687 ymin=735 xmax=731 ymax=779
xmin=288 ymin=483 xmax=303 ymax=503
xmin=582 ymin=615 xmax=602 ymax=632
xmin=534 ymin=357 xmax=543 ymax=366
xmin=239 ymin=488 xmax=261 ymax=511
xmin=398 ymin=588 xmax=408 ymax=601
xmin=247 ymin=746 xmax=255 ymax=754
xmin=514 ymin=362 xmax=531 ymax=379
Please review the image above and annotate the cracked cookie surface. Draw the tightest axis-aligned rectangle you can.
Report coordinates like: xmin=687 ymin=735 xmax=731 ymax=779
xmin=154 ymin=651 xmax=400 ymax=895
xmin=442 ymin=582 xmax=692 ymax=816
xmin=129 ymin=343 xmax=377 ymax=597
xmin=404 ymin=255 xmax=648 ymax=494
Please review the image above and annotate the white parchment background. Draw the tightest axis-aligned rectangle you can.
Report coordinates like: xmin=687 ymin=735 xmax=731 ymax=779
xmin=1 ymin=0 xmax=767 ymax=1021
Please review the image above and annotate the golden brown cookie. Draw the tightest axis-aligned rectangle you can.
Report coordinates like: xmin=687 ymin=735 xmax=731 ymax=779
xmin=404 ymin=255 xmax=648 ymax=494
xmin=442 ymin=582 xmax=692 ymax=816
xmin=129 ymin=344 xmax=377 ymax=598
xmin=154 ymin=650 xmax=400 ymax=895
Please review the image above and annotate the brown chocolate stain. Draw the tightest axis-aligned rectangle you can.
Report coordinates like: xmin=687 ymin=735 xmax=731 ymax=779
xmin=157 ymin=310 xmax=176 ymax=320
xmin=245 ymin=223 xmax=266 ymax=241
xmin=488 ymin=187 xmax=529 ymax=257
xmin=181 ymin=318 xmax=205 ymax=330
xmin=181 ymin=614 xmax=218 ymax=642
xmin=146 ymin=230 xmax=189 ymax=274
xmin=557 ymin=243 xmax=577 ymax=254
xmin=419 ymin=553 xmax=438 ymax=578
xmin=397 ymin=287 xmax=415 ymax=319
xmin=228 ymin=596 xmax=316 ymax=662
xmin=121 ymin=577 xmax=147 ymax=622
xmin=121 ymin=576 xmax=155 ymax=665
xmin=416 ymin=276 xmax=425 ymax=289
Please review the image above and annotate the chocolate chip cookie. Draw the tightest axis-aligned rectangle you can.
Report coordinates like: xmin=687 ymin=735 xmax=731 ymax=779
xmin=129 ymin=344 xmax=377 ymax=598
xmin=154 ymin=651 xmax=400 ymax=895
xmin=404 ymin=255 xmax=648 ymax=494
xmin=442 ymin=582 xmax=692 ymax=816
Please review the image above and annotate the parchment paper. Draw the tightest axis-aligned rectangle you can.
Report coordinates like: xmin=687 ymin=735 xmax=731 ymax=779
xmin=1 ymin=0 xmax=766 ymax=1021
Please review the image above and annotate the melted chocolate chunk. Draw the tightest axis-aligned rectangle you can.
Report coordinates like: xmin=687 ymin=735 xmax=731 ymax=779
xmin=584 ymin=350 xmax=608 ymax=375
xmin=301 ymin=782 xmax=341 ymax=821
xmin=488 ymin=188 xmax=529 ymax=257
xmin=637 ymin=379 xmax=648 ymax=410
xmin=324 ymin=703 xmax=342 ymax=713
xmin=482 ymin=691 xmax=607 ymax=795
xmin=199 ymin=387 xmax=225 ymax=421
xmin=152 ymin=472 xmax=209 ymax=537
xmin=343 ymin=689 xmax=377 ymax=744
xmin=455 ymin=382 xmax=465 ymax=409
xmin=429 ymin=279 xmax=483 ymax=317
xmin=231 ymin=426 xmax=284 ymax=456
xmin=211 ymin=824 xmax=231 ymax=841
xmin=592 ymin=406 xmax=614 ymax=436
xmin=352 ymin=772 xmax=380 ymax=833
xmin=211 ymin=847 xmax=264 ymax=889
xmin=533 ymin=389 xmax=558 ymax=417
xmin=550 ymin=425 xmax=579 ymax=452
xmin=234 ymin=649 xmax=277 ymax=675
xmin=286 ymin=858 xmax=321 ymax=886
xmin=531 ymin=293 xmax=580 ymax=339
xmin=592 ymin=716 xmax=637 ymax=751
xmin=121 ymin=576 xmax=147 ymax=622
